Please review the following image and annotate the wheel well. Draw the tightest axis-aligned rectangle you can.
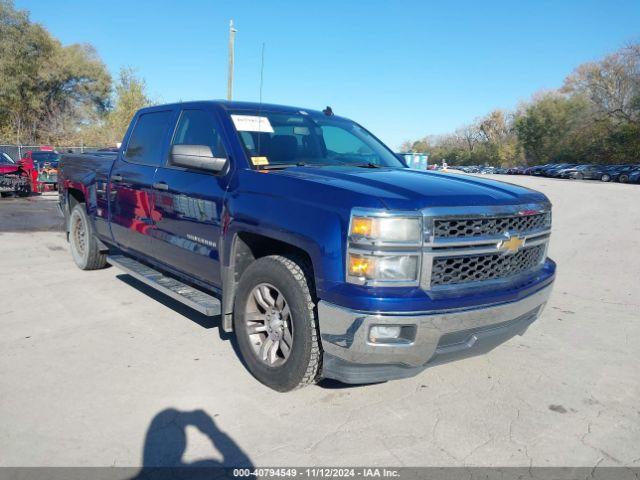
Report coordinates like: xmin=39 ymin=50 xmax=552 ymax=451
xmin=232 ymin=232 xmax=314 ymax=289
xmin=67 ymin=188 xmax=85 ymax=210
xmin=65 ymin=189 xmax=85 ymax=236
xmin=221 ymin=232 xmax=316 ymax=332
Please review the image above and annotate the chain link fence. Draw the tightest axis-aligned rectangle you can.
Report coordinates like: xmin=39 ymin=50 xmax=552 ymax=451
xmin=0 ymin=144 xmax=103 ymax=161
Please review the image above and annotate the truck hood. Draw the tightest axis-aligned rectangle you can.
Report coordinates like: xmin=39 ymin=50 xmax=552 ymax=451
xmin=272 ymin=166 xmax=548 ymax=210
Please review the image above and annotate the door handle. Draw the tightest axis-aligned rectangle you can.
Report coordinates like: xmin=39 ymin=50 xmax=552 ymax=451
xmin=111 ymin=174 xmax=123 ymax=182
xmin=153 ymin=182 xmax=169 ymax=191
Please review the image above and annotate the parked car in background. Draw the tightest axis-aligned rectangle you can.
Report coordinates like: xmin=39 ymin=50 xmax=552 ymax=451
xmin=608 ymin=165 xmax=637 ymax=183
xmin=0 ymin=151 xmax=38 ymax=197
xmin=566 ymin=164 xmax=610 ymax=181
xmin=24 ymin=150 xmax=61 ymax=190
xmin=545 ymin=164 xmax=578 ymax=178
xmin=628 ymin=168 xmax=640 ymax=184
xmin=528 ymin=165 xmax=551 ymax=176
xmin=556 ymin=165 xmax=585 ymax=179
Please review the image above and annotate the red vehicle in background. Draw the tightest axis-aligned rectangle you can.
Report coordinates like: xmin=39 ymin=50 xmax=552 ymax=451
xmin=0 ymin=152 xmax=38 ymax=197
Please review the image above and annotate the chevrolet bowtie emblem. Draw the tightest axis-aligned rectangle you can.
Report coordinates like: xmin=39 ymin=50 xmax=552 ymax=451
xmin=497 ymin=234 xmax=525 ymax=254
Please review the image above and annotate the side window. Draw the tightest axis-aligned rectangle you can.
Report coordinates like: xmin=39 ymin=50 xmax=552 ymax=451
xmin=125 ymin=110 xmax=172 ymax=166
xmin=172 ymin=110 xmax=227 ymax=158
xmin=321 ymin=125 xmax=374 ymax=156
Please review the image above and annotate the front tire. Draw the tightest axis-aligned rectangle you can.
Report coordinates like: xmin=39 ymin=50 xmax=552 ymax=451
xmin=601 ymin=174 xmax=611 ymax=182
xmin=618 ymin=174 xmax=629 ymax=183
xmin=69 ymin=203 xmax=108 ymax=270
xmin=233 ymin=255 xmax=321 ymax=391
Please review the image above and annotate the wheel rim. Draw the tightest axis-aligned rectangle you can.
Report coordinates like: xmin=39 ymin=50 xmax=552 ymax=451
xmin=72 ymin=214 xmax=86 ymax=257
xmin=602 ymin=175 xmax=610 ymax=182
xmin=244 ymin=283 xmax=293 ymax=367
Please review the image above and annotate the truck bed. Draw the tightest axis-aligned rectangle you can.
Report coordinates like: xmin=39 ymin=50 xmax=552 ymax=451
xmin=59 ymin=152 xmax=117 ymax=184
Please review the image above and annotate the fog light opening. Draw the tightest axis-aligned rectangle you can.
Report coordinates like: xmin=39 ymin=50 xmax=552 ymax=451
xmin=370 ymin=325 xmax=402 ymax=342
xmin=369 ymin=325 xmax=417 ymax=344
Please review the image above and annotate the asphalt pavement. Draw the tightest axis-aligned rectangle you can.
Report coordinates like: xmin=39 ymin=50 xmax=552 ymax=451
xmin=0 ymin=178 xmax=638 ymax=468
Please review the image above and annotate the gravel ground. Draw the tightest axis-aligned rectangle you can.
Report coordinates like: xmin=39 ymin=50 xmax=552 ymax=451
xmin=0 ymin=177 xmax=638 ymax=468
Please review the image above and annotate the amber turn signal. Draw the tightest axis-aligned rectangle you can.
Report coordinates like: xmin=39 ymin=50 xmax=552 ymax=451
xmin=350 ymin=217 xmax=373 ymax=237
xmin=348 ymin=254 xmax=374 ymax=277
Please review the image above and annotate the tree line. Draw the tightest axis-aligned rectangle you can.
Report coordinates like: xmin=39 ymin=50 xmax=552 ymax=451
xmin=402 ymin=43 xmax=640 ymax=166
xmin=0 ymin=0 xmax=151 ymax=147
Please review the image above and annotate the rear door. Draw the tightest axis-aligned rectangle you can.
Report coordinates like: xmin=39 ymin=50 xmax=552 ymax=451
xmin=109 ymin=109 xmax=174 ymax=256
xmin=150 ymin=108 xmax=231 ymax=287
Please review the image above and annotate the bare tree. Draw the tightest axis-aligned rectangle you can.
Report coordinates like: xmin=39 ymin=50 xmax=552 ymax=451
xmin=563 ymin=44 xmax=640 ymax=124
xmin=455 ymin=123 xmax=481 ymax=153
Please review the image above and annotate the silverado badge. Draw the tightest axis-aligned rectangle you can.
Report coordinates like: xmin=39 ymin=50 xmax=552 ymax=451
xmin=497 ymin=233 xmax=525 ymax=254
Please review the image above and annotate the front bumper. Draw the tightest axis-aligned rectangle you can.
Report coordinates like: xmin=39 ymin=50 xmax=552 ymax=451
xmin=318 ymin=282 xmax=553 ymax=384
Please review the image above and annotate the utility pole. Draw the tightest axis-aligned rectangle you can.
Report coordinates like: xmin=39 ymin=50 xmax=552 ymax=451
xmin=227 ymin=20 xmax=237 ymax=101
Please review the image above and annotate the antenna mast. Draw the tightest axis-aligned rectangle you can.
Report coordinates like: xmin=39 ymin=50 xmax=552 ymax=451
xmin=259 ymin=43 xmax=265 ymax=104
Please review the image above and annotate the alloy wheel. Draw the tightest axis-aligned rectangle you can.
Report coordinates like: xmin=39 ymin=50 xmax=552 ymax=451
xmin=244 ymin=283 xmax=293 ymax=367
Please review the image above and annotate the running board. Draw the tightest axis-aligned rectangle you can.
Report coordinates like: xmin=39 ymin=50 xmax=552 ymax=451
xmin=107 ymin=255 xmax=221 ymax=316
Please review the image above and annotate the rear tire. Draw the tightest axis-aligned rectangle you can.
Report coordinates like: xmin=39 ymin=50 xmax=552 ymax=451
xmin=601 ymin=174 xmax=611 ymax=182
xmin=69 ymin=203 xmax=108 ymax=270
xmin=233 ymin=255 xmax=321 ymax=391
xmin=618 ymin=174 xmax=629 ymax=183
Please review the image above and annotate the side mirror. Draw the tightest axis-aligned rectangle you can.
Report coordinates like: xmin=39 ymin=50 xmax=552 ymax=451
xmin=170 ymin=144 xmax=227 ymax=173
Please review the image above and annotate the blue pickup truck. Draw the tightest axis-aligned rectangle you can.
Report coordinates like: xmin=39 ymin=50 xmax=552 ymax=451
xmin=58 ymin=101 xmax=555 ymax=391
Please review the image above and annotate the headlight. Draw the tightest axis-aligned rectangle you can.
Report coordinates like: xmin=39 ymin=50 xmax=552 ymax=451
xmin=347 ymin=253 xmax=419 ymax=284
xmin=349 ymin=215 xmax=422 ymax=244
xmin=346 ymin=209 xmax=423 ymax=286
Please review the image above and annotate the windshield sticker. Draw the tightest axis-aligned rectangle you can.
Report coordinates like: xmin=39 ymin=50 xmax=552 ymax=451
xmin=251 ymin=156 xmax=269 ymax=166
xmin=231 ymin=115 xmax=274 ymax=133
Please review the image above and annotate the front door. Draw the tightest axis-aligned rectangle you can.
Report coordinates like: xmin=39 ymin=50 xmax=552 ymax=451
xmin=151 ymin=108 xmax=230 ymax=287
xmin=109 ymin=109 xmax=174 ymax=256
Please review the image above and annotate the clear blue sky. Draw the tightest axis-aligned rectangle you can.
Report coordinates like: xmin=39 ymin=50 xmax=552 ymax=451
xmin=16 ymin=0 xmax=640 ymax=148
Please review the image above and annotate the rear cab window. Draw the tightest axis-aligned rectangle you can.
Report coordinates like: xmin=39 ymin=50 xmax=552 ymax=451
xmin=125 ymin=110 xmax=173 ymax=166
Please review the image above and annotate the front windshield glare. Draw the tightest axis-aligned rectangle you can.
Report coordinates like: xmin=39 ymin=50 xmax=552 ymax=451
xmin=230 ymin=111 xmax=404 ymax=169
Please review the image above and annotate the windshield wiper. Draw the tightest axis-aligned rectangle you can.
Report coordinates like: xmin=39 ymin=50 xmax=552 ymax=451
xmin=258 ymin=162 xmax=339 ymax=170
xmin=256 ymin=164 xmax=295 ymax=170
xmin=348 ymin=162 xmax=382 ymax=169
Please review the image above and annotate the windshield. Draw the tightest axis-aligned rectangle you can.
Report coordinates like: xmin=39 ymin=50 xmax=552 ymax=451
xmin=229 ymin=110 xmax=404 ymax=169
xmin=31 ymin=152 xmax=61 ymax=165
xmin=0 ymin=153 xmax=15 ymax=164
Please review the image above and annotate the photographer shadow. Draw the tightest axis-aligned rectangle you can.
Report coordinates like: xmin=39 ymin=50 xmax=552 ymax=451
xmin=133 ymin=408 xmax=253 ymax=479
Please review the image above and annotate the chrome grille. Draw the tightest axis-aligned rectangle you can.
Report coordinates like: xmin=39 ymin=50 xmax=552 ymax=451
xmin=421 ymin=203 xmax=552 ymax=292
xmin=430 ymin=245 xmax=546 ymax=287
xmin=433 ymin=212 xmax=550 ymax=239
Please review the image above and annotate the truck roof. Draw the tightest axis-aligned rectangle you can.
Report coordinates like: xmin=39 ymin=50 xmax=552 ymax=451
xmin=138 ymin=100 xmax=340 ymax=118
